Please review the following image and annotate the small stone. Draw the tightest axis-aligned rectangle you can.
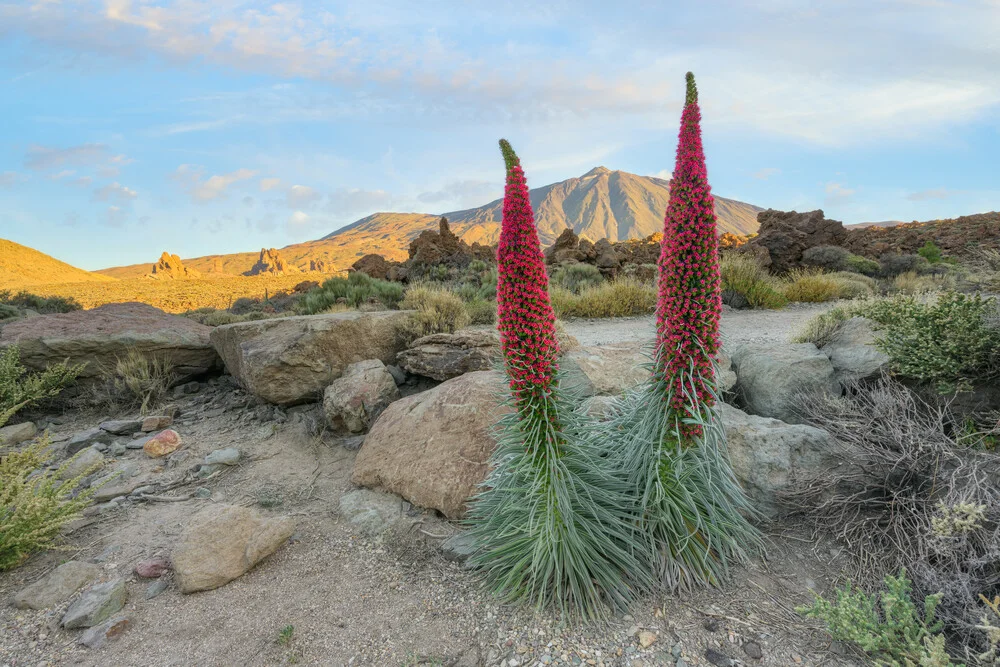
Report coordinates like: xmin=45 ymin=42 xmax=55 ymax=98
xmin=194 ymin=487 xmax=211 ymax=499
xmin=92 ymin=545 xmax=122 ymax=563
xmin=743 ymin=641 xmax=763 ymax=660
xmin=338 ymin=489 xmax=403 ymax=536
xmin=65 ymin=427 xmax=115 ymax=455
xmin=638 ymin=631 xmax=657 ymax=648
xmin=704 ymin=648 xmax=733 ymax=667
xmin=125 ymin=435 xmax=147 ymax=449
xmin=60 ymin=446 xmax=105 ymax=480
xmin=110 ymin=442 xmax=127 ymax=456
xmin=135 ymin=557 xmax=171 ymax=578
xmin=204 ymin=447 xmax=240 ymax=466
xmin=78 ymin=615 xmax=129 ymax=649
xmin=386 ymin=364 xmax=407 ymax=386
xmin=145 ymin=578 xmax=169 ymax=599
xmin=174 ymin=381 xmax=201 ymax=396
xmin=0 ymin=421 xmax=37 ymax=447
xmin=703 ymin=618 xmax=720 ymax=632
xmin=143 ymin=429 xmax=181 ymax=457
xmin=12 ymin=561 xmax=101 ymax=610
xmin=141 ymin=415 xmax=173 ymax=432
xmin=61 ymin=579 xmax=127 ymax=629
xmin=98 ymin=420 xmax=143 ymax=435
xmin=440 ymin=532 xmax=476 ymax=564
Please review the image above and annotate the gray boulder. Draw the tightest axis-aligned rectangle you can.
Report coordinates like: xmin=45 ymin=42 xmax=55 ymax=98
xmin=12 ymin=561 xmax=101 ymax=610
xmin=721 ymin=403 xmax=841 ymax=518
xmin=732 ymin=343 xmax=842 ymax=423
xmin=323 ymin=359 xmax=400 ymax=433
xmin=62 ymin=579 xmax=127 ymax=629
xmin=561 ymin=342 xmax=651 ymax=397
xmin=0 ymin=421 xmax=37 ymax=447
xmin=396 ymin=328 xmax=499 ymax=381
xmin=821 ymin=317 xmax=889 ymax=382
xmin=210 ymin=310 xmax=413 ymax=406
xmin=338 ymin=489 xmax=405 ymax=536
xmin=59 ymin=445 xmax=105 ymax=480
xmin=65 ymin=427 xmax=115 ymax=456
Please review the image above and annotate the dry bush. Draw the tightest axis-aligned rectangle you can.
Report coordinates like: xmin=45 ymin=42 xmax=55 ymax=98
xmin=787 ymin=377 xmax=1000 ymax=655
xmin=92 ymin=349 xmax=176 ymax=414
xmin=781 ymin=269 xmax=844 ymax=302
xmin=718 ymin=252 xmax=787 ymax=309
xmin=893 ymin=271 xmax=957 ymax=295
xmin=550 ymin=277 xmax=656 ymax=318
xmin=399 ymin=285 xmax=471 ymax=338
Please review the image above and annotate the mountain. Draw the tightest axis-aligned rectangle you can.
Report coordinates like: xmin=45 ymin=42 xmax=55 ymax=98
xmin=848 ymin=220 xmax=906 ymax=229
xmin=0 ymin=239 xmax=116 ymax=289
xmin=97 ymin=168 xmax=763 ymax=277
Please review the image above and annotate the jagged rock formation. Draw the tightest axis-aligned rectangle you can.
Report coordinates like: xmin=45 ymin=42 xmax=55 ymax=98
xmin=150 ymin=252 xmax=201 ymax=280
xmin=244 ymin=248 xmax=300 ymax=276
xmin=309 ymin=259 xmax=331 ymax=273
xmin=844 ymin=211 xmax=1000 ymax=259
xmin=352 ymin=218 xmax=494 ymax=282
xmin=746 ymin=209 xmax=848 ymax=274
xmin=542 ymin=227 xmax=660 ymax=275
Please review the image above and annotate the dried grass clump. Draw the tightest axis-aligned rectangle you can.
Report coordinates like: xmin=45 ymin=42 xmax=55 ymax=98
xmin=718 ymin=253 xmax=787 ymax=309
xmin=399 ymin=285 xmax=471 ymax=338
xmin=550 ymin=278 xmax=656 ymax=318
xmin=92 ymin=349 xmax=176 ymax=414
xmin=788 ymin=377 xmax=1000 ymax=655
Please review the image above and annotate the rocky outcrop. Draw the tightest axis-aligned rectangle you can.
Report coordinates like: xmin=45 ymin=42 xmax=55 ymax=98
xmin=352 ymin=370 xmax=511 ymax=519
xmin=844 ymin=211 xmax=1000 ymax=259
xmin=210 ymin=310 xmax=413 ymax=406
xmin=0 ymin=303 xmax=219 ymax=384
xmin=171 ymin=504 xmax=295 ymax=593
xmin=323 ymin=359 xmax=400 ymax=433
xmin=721 ymin=403 xmax=841 ymax=518
xmin=732 ymin=343 xmax=842 ymax=423
xmin=308 ymin=259 xmax=331 ymax=273
xmin=351 ymin=254 xmax=395 ymax=281
xmin=396 ymin=329 xmax=500 ymax=381
xmin=244 ymin=248 xmax=300 ymax=276
xmin=746 ymin=209 xmax=848 ymax=274
xmin=150 ymin=252 xmax=201 ymax=279
xmin=820 ymin=317 xmax=889 ymax=383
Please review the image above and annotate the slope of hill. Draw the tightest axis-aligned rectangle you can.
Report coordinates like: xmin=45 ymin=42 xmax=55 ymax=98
xmin=0 ymin=238 xmax=116 ymax=289
xmin=97 ymin=168 xmax=762 ymax=277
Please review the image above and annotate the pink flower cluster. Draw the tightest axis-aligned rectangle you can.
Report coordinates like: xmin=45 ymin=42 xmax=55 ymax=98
xmin=655 ymin=74 xmax=722 ymax=439
xmin=496 ymin=144 xmax=561 ymax=410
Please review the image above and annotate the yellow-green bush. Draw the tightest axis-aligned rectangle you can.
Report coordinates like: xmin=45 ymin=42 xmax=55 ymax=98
xmin=892 ymin=271 xmax=957 ymax=295
xmin=550 ymin=278 xmax=656 ymax=318
xmin=1 ymin=346 xmax=82 ymax=428
xmin=0 ymin=438 xmax=99 ymax=570
xmin=719 ymin=253 xmax=788 ymax=309
xmin=781 ymin=269 xmax=875 ymax=303
xmin=400 ymin=285 xmax=472 ymax=338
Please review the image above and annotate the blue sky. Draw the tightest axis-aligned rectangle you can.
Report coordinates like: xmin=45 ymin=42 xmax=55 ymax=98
xmin=1 ymin=0 xmax=998 ymax=271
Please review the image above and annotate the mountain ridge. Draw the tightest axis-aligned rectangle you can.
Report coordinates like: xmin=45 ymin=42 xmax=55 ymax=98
xmin=0 ymin=239 xmax=116 ymax=289
xmin=97 ymin=167 xmax=763 ymax=278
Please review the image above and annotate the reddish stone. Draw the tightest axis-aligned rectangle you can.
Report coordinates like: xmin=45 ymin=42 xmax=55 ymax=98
xmin=134 ymin=557 xmax=171 ymax=578
xmin=143 ymin=429 xmax=181 ymax=458
xmin=141 ymin=415 xmax=173 ymax=432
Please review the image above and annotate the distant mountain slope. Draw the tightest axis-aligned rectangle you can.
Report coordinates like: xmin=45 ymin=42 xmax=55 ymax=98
xmin=98 ymin=168 xmax=763 ymax=277
xmin=0 ymin=238 xmax=116 ymax=289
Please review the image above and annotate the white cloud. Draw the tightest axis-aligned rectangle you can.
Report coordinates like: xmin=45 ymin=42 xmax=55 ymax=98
xmin=651 ymin=170 xmax=672 ymax=181
xmin=753 ymin=168 xmax=781 ymax=180
xmin=24 ymin=143 xmax=109 ymax=170
xmin=326 ymin=187 xmax=396 ymax=216
xmin=286 ymin=184 xmax=321 ymax=208
xmin=288 ymin=210 xmax=311 ymax=229
xmin=259 ymin=177 xmax=282 ymax=192
xmin=825 ymin=182 xmax=856 ymax=204
xmin=173 ymin=164 xmax=258 ymax=202
xmin=94 ymin=181 xmax=138 ymax=202
xmin=417 ymin=180 xmax=500 ymax=209
xmin=105 ymin=205 xmax=127 ymax=227
xmin=0 ymin=171 xmax=21 ymax=188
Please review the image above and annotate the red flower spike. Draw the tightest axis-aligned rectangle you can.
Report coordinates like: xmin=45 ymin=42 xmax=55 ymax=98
xmin=495 ymin=139 xmax=561 ymax=414
xmin=655 ymin=72 xmax=721 ymax=440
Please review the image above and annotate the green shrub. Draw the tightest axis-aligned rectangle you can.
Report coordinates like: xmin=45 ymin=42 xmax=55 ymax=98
xmin=464 ymin=299 xmax=497 ymax=325
xmin=781 ymin=269 xmax=843 ymax=303
xmin=719 ymin=253 xmax=787 ymax=309
xmin=860 ymin=292 xmax=1000 ymax=391
xmin=93 ymin=349 xmax=176 ymax=414
xmin=845 ymin=254 xmax=881 ymax=277
xmin=880 ymin=253 xmax=930 ymax=278
xmin=0 ymin=346 xmax=82 ymax=428
xmin=0 ymin=304 xmax=20 ymax=320
xmin=799 ymin=569 xmax=959 ymax=667
xmin=801 ymin=246 xmax=880 ymax=277
xmin=0 ymin=291 xmax=81 ymax=314
xmin=400 ymin=285 xmax=471 ymax=338
xmin=791 ymin=306 xmax=855 ymax=346
xmin=550 ymin=263 xmax=605 ymax=294
xmin=0 ymin=438 xmax=99 ymax=570
xmin=919 ymin=240 xmax=943 ymax=264
xmin=828 ymin=271 xmax=877 ymax=298
xmin=301 ymin=272 xmax=405 ymax=314
xmin=892 ymin=271 xmax=956 ymax=295
xmin=183 ymin=309 xmax=281 ymax=326
xmin=550 ymin=278 xmax=656 ymax=318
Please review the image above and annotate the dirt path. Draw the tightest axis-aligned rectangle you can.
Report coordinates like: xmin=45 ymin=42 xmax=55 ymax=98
xmin=562 ymin=303 xmax=833 ymax=349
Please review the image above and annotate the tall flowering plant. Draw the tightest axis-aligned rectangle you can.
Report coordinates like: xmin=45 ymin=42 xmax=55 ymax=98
xmin=465 ymin=140 xmax=649 ymax=619
xmin=610 ymin=73 xmax=762 ymax=591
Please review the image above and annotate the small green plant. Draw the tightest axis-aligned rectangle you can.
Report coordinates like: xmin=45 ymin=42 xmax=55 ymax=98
xmin=400 ymin=285 xmax=471 ymax=338
xmin=550 ymin=277 xmax=656 ymax=318
xmin=0 ymin=438 xmax=99 ymax=570
xmin=718 ymin=253 xmax=788 ymax=309
xmin=276 ymin=625 xmax=294 ymax=646
xmin=0 ymin=346 xmax=83 ymax=428
xmin=798 ymin=570 xmax=961 ymax=667
xmin=550 ymin=263 xmax=605 ymax=294
xmin=919 ymin=240 xmax=944 ymax=264
xmin=301 ymin=273 xmax=405 ymax=314
xmin=791 ymin=305 xmax=855 ymax=346
xmin=859 ymin=292 xmax=1000 ymax=392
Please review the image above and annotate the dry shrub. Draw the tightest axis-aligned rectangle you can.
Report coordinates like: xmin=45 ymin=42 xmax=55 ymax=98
xmin=550 ymin=277 xmax=656 ymax=318
xmin=400 ymin=285 xmax=471 ymax=338
xmin=781 ymin=269 xmax=844 ymax=302
xmin=718 ymin=253 xmax=787 ymax=309
xmin=1 ymin=437 xmax=99 ymax=570
xmin=787 ymin=377 xmax=1000 ymax=655
xmin=93 ymin=349 xmax=176 ymax=414
xmin=892 ymin=271 xmax=957 ymax=295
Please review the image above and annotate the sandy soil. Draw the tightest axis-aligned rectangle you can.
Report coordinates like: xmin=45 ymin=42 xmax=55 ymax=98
xmin=0 ymin=308 xmax=861 ymax=667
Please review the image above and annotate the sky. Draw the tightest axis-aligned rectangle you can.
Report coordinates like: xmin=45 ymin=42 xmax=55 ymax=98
xmin=0 ymin=0 xmax=998 ymax=271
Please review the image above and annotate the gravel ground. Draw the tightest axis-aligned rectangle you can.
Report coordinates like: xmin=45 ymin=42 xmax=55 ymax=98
xmin=562 ymin=303 xmax=834 ymax=348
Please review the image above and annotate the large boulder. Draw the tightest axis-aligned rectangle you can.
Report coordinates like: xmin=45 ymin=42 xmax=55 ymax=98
xmin=210 ymin=310 xmax=413 ymax=406
xmin=561 ymin=343 xmax=651 ymax=396
xmin=821 ymin=317 xmax=889 ymax=383
xmin=732 ymin=343 xmax=842 ymax=423
xmin=720 ymin=403 xmax=840 ymax=517
xmin=396 ymin=329 xmax=500 ymax=381
xmin=323 ymin=359 xmax=400 ymax=433
xmin=352 ymin=370 xmax=511 ymax=519
xmin=747 ymin=209 xmax=848 ymax=274
xmin=351 ymin=254 xmax=397 ymax=281
xmin=171 ymin=504 xmax=295 ymax=593
xmin=0 ymin=421 xmax=37 ymax=447
xmin=0 ymin=303 xmax=219 ymax=384
xmin=12 ymin=561 xmax=101 ymax=610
